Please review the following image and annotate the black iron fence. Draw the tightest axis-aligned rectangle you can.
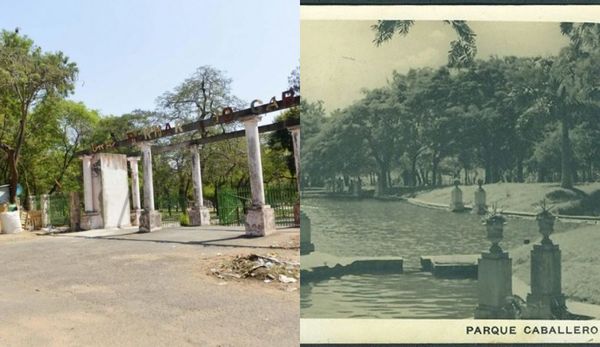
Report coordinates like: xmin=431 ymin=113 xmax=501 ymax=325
xmin=30 ymin=193 xmax=70 ymax=227
xmin=216 ymin=183 xmax=298 ymax=227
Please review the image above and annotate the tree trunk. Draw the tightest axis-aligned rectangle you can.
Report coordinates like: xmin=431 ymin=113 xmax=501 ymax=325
xmin=8 ymin=151 xmax=18 ymax=204
xmin=431 ymin=155 xmax=439 ymax=187
xmin=516 ymin=157 xmax=524 ymax=183
xmin=376 ymin=166 xmax=388 ymax=196
xmin=560 ymin=117 xmax=573 ymax=189
xmin=410 ymin=155 xmax=418 ymax=187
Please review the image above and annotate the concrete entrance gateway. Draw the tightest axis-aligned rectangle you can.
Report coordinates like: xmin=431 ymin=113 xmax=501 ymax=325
xmin=77 ymin=90 xmax=300 ymax=237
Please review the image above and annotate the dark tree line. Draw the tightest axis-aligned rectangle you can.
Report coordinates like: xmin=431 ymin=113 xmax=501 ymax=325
xmin=302 ymin=25 xmax=600 ymax=193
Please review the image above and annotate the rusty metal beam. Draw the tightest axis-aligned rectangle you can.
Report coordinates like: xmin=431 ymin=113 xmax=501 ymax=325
xmin=151 ymin=118 xmax=299 ymax=155
xmin=76 ymin=94 xmax=300 ymax=156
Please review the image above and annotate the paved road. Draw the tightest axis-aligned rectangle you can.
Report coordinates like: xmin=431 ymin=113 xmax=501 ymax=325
xmin=0 ymin=227 xmax=299 ymax=347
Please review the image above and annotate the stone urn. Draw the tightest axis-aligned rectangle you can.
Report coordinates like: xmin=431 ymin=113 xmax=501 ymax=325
xmin=536 ymin=210 xmax=556 ymax=245
xmin=484 ymin=214 xmax=507 ymax=254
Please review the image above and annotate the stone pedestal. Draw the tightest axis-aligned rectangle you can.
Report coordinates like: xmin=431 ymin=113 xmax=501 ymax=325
xmin=450 ymin=185 xmax=464 ymax=212
xmin=472 ymin=188 xmax=487 ymax=215
xmin=130 ymin=209 xmax=142 ymax=226
xmin=526 ymin=243 xmax=566 ymax=319
xmin=139 ymin=210 xmax=161 ymax=233
xmin=244 ymin=205 xmax=276 ymax=237
xmin=474 ymin=251 xmax=513 ymax=319
xmin=188 ymin=206 xmax=211 ymax=226
xmin=80 ymin=212 xmax=103 ymax=230
xmin=300 ymin=211 xmax=315 ymax=255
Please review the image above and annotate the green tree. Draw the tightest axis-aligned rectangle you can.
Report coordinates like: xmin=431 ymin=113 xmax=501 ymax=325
xmin=0 ymin=30 xmax=77 ymax=203
xmin=31 ymin=99 xmax=100 ymax=194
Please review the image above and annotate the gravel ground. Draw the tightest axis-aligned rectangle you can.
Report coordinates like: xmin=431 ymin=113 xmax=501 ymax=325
xmin=0 ymin=227 xmax=299 ymax=347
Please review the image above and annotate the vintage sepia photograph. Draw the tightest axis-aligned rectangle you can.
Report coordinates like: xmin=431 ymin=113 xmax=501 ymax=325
xmin=300 ymin=8 xmax=600 ymax=342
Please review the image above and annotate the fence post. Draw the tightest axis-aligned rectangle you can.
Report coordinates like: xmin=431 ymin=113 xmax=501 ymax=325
xmin=40 ymin=194 xmax=50 ymax=228
xmin=69 ymin=192 xmax=81 ymax=231
xmin=28 ymin=195 xmax=37 ymax=211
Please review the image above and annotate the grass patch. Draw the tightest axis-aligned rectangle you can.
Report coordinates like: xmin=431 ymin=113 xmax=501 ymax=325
xmin=511 ymin=225 xmax=600 ymax=305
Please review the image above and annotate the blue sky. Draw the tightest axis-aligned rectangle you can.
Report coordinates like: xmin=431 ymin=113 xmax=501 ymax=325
xmin=0 ymin=0 xmax=299 ymax=116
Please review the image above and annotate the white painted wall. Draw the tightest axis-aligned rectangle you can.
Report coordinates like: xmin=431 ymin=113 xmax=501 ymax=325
xmin=98 ymin=154 xmax=131 ymax=228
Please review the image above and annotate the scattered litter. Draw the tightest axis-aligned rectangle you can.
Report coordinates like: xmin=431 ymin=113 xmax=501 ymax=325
xmin=210 ymin=253 xmax=299 ymax=284
xmin=217 ymin=282 xmax=227 ymax=286
xmin=278 ymin=275 xmax=297 ymax=283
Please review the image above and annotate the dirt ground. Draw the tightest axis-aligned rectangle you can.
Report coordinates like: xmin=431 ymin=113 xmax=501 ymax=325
xmin=0 ymin=227 xmax=299 ymax=347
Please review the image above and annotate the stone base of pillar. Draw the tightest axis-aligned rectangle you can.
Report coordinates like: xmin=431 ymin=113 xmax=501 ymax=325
xmin=244 ymin=205 xmax=276 ymax=237
xmin=474 ymin=252 xmax=512 ymax=319
xmin=525 ymin=293 xmax=567 ymax=319
xmin=474 ymin=304 xmax=512 ymax=320
xmin=525 ymin=243 xmax=567 ymax=319
xmin=301 ymin=242 xmax=315 ymax=256
xmin=139 ymin=210 xmax=161 ymax=233
xmin=450 ymin=201 xmax=465 ymax=212
xmin=188 ymin=207 xmax=211 ymax=226
xmin=293 ymin=201 xmax=300 ymax=227
xmin=471 ymin=204 xmax=487 ymax=215
xmin=130 ymin=209 xmax=142 ymax=226
xmin=80 ymin=212 xmax=103 ymax=230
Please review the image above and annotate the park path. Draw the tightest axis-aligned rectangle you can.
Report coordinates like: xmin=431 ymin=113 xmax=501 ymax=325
xmin=0 ymin=227 xmax=299 ymax=347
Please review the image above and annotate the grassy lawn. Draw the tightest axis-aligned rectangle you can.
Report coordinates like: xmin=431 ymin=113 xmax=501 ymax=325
xmin=413 ymin=182 xmax=600 ymax=215
xmin=510 ymin=224 xmax=600 ymax=305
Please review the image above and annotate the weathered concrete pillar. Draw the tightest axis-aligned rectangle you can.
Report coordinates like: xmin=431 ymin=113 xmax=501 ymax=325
xmin=81 ymin=155 xmax=94 ymax=212
xmin=472 ymin=179 xmax=487 ymax=215
xmin=79 ymin=155 xmax=103 ymax=230
xmin=40 ymin=194 xmax=50 ymax=228
xmin=289 ymin=125 xmax=301 ymax=226
xmin=127 ymin=157 xmax=142 ymax=226
xmin=241 ymin=115 xmax=275 ymax=236
xmin=69 ymin=192 xmax=81 ymax=231
xmin=526 ymin=211 xmax=567 ymax=319
xmin=139 ymin=143 xmax=161 ymax=232
xmin=188 ymin=145 xmax=210 ymax=226
xmin=450 ymin=179 xmax=465 ymax=212
xmin=300 ymin=211 xmax=315 ymax=255
xmin=474 ymin=215 xmax=513 ymax=319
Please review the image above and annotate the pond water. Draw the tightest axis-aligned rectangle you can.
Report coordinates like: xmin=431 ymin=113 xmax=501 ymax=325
xmin=300 ymin=197 xmax=580 ymax=319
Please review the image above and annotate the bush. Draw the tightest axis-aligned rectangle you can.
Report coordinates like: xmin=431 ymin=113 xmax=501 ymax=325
xmin=179 ymin=212 xmax=190 ymax=226
xmin=545 ymin=188 xmax=582 ymax=202
xmin=553 ymin=200 xmax=587 ymax=216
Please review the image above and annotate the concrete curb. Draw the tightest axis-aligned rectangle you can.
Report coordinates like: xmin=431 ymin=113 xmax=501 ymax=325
xmin=407 ymin=198 xmax=600 ymax=224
